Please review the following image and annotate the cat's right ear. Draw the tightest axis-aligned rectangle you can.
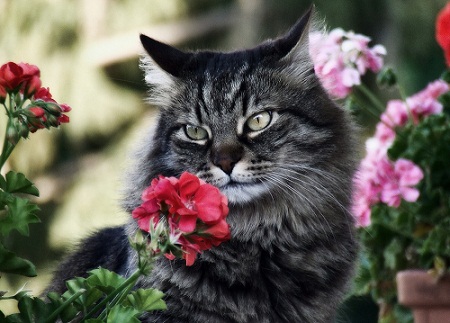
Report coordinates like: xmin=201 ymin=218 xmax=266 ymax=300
xmin=140 ymin=34 xmax=190 ymax=77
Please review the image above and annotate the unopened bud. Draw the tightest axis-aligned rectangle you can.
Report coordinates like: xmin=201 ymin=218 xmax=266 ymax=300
xmin=6 ymin=122 xmax=19 ymax=145
xmin=24 ymin=106 xmax=46 ymax=118
xmin=43 ymin=103 xmax=62 ymax=117
xmin=377 ymin=67 xmax=397 ymax=87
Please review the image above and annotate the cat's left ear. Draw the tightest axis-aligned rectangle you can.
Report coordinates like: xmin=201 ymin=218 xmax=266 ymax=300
xmin=273 ymin=5 xmax=317 ymax=85
xmin=274 ymin=5 xmax=314 ymax=58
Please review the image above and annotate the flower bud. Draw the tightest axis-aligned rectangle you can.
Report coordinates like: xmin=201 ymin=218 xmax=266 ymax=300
xmin=6 ymin=122 xmax=19 ymax=145
xmin=24 ymin=106 xmax=46 ymax=118
xmin=18 ymin=122 xmax=30 ymax=139
xmin=45 ymin=114 xmax=60 ymax=127
xmin=43 ymin=102 xmax=62 ymax=117
xmin=377 ymin=67 xmax=397 ymax=87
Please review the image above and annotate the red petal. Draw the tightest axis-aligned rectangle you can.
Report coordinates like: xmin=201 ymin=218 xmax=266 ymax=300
xmin=178 ymin=214 xmax=197 ymax=233
xmin=179 ymin=172 xmax=200 ymax=200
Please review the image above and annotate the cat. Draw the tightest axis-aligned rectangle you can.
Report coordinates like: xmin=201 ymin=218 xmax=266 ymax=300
xmin=47 ymin=7 xmax=359 ymax=323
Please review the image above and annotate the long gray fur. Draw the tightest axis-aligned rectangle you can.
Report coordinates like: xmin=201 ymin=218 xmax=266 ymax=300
xmin=48 ymin=7 xmax=359 ymax=323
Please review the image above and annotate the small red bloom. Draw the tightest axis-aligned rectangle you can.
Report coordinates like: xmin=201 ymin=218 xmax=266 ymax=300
xmin=132 ymin=171 xmax=230 ymax=266
xmin=0 ymin=62 xmax=26 ymax=91
xmin=0 ymin=62 xmax=41 ymax=95
xmin=34 ymin=87 xmax=55 ymax=102
xmin=436 ymin=2 xmax=450 ymax=66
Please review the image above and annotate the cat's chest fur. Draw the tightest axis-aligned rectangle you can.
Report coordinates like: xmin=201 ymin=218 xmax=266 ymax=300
xmin=133 ymin=202 xmax=355 ymax=323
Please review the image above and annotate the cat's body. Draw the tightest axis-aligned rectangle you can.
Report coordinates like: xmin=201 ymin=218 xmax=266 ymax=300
xmin=48 ymin=8 xmax=359 ymax=323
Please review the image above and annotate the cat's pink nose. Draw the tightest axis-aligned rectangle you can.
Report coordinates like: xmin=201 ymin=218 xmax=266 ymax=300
xmin=212 ymin=144 xmax=243 ymax=175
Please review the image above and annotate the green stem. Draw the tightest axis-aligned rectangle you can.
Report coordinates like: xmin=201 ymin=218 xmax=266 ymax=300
xmin=44 ymin=289 xmax=87 ymax=323
xmin=82 ymin=268 xmax=143 ymax=321
xmin=356 ymin=83 xmax=387 ymax=113
xmin=0 ymin=126 xmax=16 ymax=171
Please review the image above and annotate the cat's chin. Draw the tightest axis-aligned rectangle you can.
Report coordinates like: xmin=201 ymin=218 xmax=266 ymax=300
xmin=219 ymin=182 xmax=267 ymax=204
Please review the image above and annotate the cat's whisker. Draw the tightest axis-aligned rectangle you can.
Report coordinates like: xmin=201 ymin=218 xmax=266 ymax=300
xmin=263 ymin=174 xmax=335 ymax=242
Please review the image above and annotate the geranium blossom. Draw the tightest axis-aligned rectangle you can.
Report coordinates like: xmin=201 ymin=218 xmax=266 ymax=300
xmin=0 ymin=62 xmax=71 ymax=137
xmin=132 ymin=171 xmax=230 ymax=266
xmin=436 ymin=2 xmax=450 ymax=66
xmin=350 ymin=79 xmax=449 ymax=227
xmin=309 ymin=28 xmax=386 ymax=98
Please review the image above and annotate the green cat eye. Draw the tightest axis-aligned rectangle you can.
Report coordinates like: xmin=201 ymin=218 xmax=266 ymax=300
xmin=185 ymin=124 xmax=208 ymax=140
xmin=246 ymin=111 xmax=272 ymax=131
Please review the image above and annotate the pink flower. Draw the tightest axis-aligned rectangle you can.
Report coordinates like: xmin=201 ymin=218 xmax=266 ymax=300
xmin=380 ymin=159 xmax=423 ymax=207
xmin=310 ymin=28 xmax=386 ymax=98
xmin=406 ymin=80 xmax=448 ymax=122
xmin=132 ymin=171 xmax=230 ymax=266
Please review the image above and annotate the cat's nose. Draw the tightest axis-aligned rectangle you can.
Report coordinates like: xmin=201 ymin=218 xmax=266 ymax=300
xmin=211 ymin=144 xmax=243 ymax=175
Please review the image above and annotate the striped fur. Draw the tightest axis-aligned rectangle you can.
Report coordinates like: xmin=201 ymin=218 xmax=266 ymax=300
xmin=48 ymin=8 xmax=358 ymax=323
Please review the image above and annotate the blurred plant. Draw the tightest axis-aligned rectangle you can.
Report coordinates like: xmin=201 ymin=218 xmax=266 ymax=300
xmin=0 ymin=61 xmax=231 ymax=322
xmin=311 ymin=3 xmax=450 ymax=323
xmin=0 ymin=61 xmax=71 ymax=278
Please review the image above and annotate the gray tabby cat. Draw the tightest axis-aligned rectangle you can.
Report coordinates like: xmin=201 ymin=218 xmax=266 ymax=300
xmin=48 ymin=7 xmax=359 ymax=323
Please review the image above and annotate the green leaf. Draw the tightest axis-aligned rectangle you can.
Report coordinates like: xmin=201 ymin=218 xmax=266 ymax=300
xmin=122 ymin=288 xmax=166 ymax=312
xmin=63 ymin=277 xmax=102 ymax=310
xmin=1 ymin=171 xmax=39 ymax=197
xmin=86 ymin=268 xmax=126 ymax=294
xmin=0 ymin=196 xmax=40 ymax=237
xmin=106 ymin=305 xmax=140 ymax=323
xmin=383 ymin=239 xmax=404 ymax=271
xmin=0 ymin=242 xmax=36 ymax=277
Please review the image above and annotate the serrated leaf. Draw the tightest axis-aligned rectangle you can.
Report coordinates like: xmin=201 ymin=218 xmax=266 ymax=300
xmin=106 ymin=305 xmax=140 ymax=323
xmin=63 ymin=277 xmax=102 ymax=309
xmin=0 ymin=196 xmax=40 ymax=237
xmin=86 ymin=268 xmax=126 ymax=294
xmin=2 ymin=171 xmax=39 ymax=197
xmin=10 ymin=294 xmax=57 ymax=323
xmin=123 ymin=288 xmax=166 ymax=312
xmin=0 ymin=242 xmax=36 ymax=277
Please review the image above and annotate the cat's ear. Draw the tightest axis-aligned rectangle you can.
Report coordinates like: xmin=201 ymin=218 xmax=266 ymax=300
xmin=274 ymin=5 xmax=314 ymax=59
xmin=273 ymin=5 xmax=317 ymax=87
xmin=140 ymin=34 xmax=191 ymax=77
xmin=140 ymin=34 xmax=191 ymax=106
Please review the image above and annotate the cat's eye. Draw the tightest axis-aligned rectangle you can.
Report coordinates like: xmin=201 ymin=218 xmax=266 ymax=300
xmin=246 ymin=111 xmax=272 ymax=132
xmin=184 ymin=124 xmax=208 ymax=141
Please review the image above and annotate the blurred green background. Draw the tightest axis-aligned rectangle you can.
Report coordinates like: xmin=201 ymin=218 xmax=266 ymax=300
xmin=0 ymin=0 xmax=447 ymax=319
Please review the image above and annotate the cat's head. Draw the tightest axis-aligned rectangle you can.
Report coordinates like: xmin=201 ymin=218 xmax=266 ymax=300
xmin=131 ymin=8 xmax=355 ymax=210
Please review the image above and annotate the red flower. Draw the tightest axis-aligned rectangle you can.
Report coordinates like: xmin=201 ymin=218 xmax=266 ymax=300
xmin=436 ymin=2 xmax=450 ymax=66
xmin=132 ymin=171 xmax=230 ymax=266
xmin=0 ymin=62 xmax=41 ymax=95
xmin=34 ymin=87 xmax=55 ymax=102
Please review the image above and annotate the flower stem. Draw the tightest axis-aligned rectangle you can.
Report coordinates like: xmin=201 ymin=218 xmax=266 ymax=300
xmin=356 ymin=83 xmax=387 ymax=113
xmin=44 ymin=289 xmax=87 ymax=323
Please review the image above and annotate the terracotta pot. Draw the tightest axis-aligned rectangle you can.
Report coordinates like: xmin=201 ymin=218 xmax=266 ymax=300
xmin=396 ymin=270 xmax=450 ymax=323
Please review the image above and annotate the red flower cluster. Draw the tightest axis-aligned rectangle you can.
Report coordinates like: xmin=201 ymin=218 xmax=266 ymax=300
xmin=437 ymin=2 xmax=450 ymax=66
xmin=0 ymin=62 xmax=41 ymax=100
xmin=0 ymin=62 xmax=71 ymax=141
xmin=132 ymin=172 xmax=230 ymax=266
